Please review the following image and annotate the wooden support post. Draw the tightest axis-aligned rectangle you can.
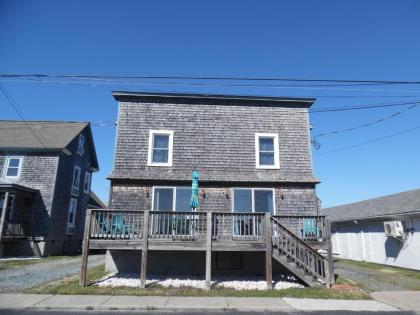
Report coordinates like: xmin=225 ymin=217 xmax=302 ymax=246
xmin=140 ymin=210 xmax=150 ymax=289
xmin=325 ymin=217 xmax=335 ymax=287
xmin=0 ymin=192 xmax=9 ymax=257
xmin=264 ymin=213 xmax=273 ymax=289
xmin=79 ymin=209 xmax=92 ymax=286
xmin=205 ymin=211 xmax=212 ymax=290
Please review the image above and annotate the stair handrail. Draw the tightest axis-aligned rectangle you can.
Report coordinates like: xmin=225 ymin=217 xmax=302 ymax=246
xmin=270 ymin=216 xmax=330 ymax=284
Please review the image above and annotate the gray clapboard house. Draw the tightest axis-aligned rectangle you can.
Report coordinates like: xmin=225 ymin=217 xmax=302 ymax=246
xmin=0 ymin=120 xmax=100 ymax=256
xmin=80 ymin=92 xmax=333 ymax=289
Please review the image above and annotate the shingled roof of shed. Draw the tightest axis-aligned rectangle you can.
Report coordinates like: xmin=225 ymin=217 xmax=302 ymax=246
xmin=323 ymin=188 xmax=420 ymax=222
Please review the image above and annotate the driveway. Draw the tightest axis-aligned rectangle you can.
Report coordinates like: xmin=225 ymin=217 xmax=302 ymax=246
xmin=0 ymin=254 xmax=104 ymax=293
xmin=335 ymin=259 xmax=420 ymax=291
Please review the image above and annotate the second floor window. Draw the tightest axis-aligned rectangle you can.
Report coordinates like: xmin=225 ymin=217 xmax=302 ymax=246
xmin=83 ymin=172 xmax=91 ymax=194
xmin=77 ymin=134 xmax=85 ymax=156
xmin=255 ymin=133 xmax=280 ymax=169
xmin=72 ymin=166 xmax=81 ymax=190
xmin=147 ymin=130 xmax=173 ymax=166
xmin=4 ymin=157 xmax=22 ymax=179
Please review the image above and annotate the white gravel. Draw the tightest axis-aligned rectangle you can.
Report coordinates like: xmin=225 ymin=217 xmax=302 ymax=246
xmin=95 ymin=273 xmax=304 ymax=290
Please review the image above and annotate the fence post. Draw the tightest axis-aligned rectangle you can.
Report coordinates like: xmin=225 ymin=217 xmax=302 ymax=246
xmin=264 ymin=214 xmax=273 ymax=289
xmin=205 ymin=211 xmax=212 ymax=290
xmin=324 ymin=217 xmax=335 ymax=287
xmin=140 ymin=210 xmax=150 ymax=289
xmin=80 ymin=209 xmax=92 ymax=286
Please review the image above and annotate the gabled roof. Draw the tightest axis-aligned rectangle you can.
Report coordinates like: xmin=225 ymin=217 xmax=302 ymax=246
xmin=88 ymin=191 xmax=107 ymax=208
xmin=0 ymin=120 xmax=99 ymax=170
xmin=112 ymin=91 xmax=316 ymax=107
xmin=323 ymin=188 xmax=420 ymax=222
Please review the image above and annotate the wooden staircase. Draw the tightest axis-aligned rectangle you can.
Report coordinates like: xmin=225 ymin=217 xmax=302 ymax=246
xmin=271 ymin=217 xmax=332 ymax=287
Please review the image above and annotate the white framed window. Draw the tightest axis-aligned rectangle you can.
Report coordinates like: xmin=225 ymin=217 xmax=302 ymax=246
xmin=66 ymin=198 xmax=78 ymax=234
xmin=147 ymin=130 xmax=174 ymax=166
xmin=0 ymin=193 xmax=15 ymax=221
xmin=72 ymin=166 xmax=81 ymax=191
xmin=151 ymin=186 xmax=194 ymax=236
xmin=152 ymin=186 xmax=193 ymax=212
xmin=83 ymin=172 xmax=91 ymax=194
xmin=4 ymin=156 xmax=23 ymax=179
xmin=255 ymin=133 xmax=280 ymax=169
xmin=231 ymin=188 xmax=275 ymax=214
xmin=231 ymin=188 xmax=275 ymax=237
xmin=77 ymin=134 xmax=85 ymax=156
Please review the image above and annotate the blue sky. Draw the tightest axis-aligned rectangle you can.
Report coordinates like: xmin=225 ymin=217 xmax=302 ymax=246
xmin=0 ymin=0 xmax=419 ymax=207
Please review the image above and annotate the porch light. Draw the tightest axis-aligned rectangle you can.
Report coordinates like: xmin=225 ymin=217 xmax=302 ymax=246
xmin=201 ymin=189 xmax=207 ymax=200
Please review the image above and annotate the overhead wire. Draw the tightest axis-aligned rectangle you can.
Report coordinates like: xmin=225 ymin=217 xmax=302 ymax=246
xmin=0 ymin=84 xmax=49 ymax=148
xmin=315 ymin=124 xmax=420 ymax=155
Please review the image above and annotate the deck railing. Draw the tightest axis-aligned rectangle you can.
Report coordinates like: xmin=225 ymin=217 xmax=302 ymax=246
xmin=90 ymin=209 xmax=145 ymax=239
xmin=273 ymin=215 xmax=326 ymax=241
xmin=212 ymin=212 xmax=266 ymax=240
xmin=149 ymin=211 xmax=207 ymax=240
xmin=271 ymin=216 xmax=328 ymax=283
xmin=88 ymin=210 xmax=326 ymax=243
xmin=3 ymin=221 xmax=25 ymax=237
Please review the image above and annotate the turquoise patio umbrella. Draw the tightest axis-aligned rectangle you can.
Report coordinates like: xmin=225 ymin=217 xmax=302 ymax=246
xmin=189 ymin=171 xmax=200 ymax=210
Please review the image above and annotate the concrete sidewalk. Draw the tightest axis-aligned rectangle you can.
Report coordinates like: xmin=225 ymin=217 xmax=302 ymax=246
xmin=371 ymin=291 xmax=420 ymax=312
xmin=0 ymin=294 xmax=401 ymax=312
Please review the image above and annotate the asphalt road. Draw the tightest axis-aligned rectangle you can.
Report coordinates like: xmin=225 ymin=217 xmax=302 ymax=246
xmin=0 ymin=310 xmax=417 ymax=315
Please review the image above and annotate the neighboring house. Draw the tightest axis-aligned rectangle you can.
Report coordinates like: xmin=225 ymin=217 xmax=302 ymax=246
xmin=88 ymin=191 xmax=107 ymax=209
xmin=323 ymin=189 xmax=420 ymax=270
xmin=0 ymin=120 xmax=100 ymax=257
xmin=80 ymin=92 xmax=333 ymax=289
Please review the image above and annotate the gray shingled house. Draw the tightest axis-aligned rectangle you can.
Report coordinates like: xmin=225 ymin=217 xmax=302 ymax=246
xmin=323 ymin=189 xmax=420 ymax=270
xmin=80 ymin=92 xmax=333 ymax=289
xmin=0 ymin=121 xmax=100 ymax=257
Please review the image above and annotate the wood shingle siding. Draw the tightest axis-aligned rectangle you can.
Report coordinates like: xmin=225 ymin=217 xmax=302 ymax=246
xmin=111 ymin=102 xmax=318 ymax=183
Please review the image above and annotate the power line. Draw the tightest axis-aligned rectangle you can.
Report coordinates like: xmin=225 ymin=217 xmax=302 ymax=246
xmin=310 ymin=101 xmax=420 ymax=113
xmin=2 ymin=77 xmax=420 ymax=100
xmin=312 ymin=103 xmax=419 ymax=142
xmin=1 ymin=73 xmax=420 ymax=85
xmin=2 ymin=77 xmax=420 ymax=94
xmin=315 ymin=124 xmax=420 ymax=155
xmin=0 ymin=84 xmax=48 ymax=148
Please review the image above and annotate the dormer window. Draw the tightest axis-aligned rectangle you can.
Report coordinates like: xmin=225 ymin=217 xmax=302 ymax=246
xmin=147 ymin=130 xmax=173 ymax=166
xmin=255 ymin=133 xmax=279 ymax=169
xmin=77 ymin=134 xmax=85 ymax=156
xmin=4 ymin=157 xmax=22 ymax=179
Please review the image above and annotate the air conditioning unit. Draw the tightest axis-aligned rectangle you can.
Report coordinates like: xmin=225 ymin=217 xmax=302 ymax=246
xmin=384 ymin=221 xmax=405 ymax=238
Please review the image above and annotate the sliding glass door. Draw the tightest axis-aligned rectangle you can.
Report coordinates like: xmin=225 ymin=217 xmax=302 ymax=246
xmin=232 ymin=188 xmax=274 ymax=236
xmin=152 ymin=187 xmax=193 ymax=236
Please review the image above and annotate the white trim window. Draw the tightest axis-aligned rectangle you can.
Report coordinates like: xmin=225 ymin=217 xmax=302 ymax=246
xmin=72 ymin=166 xmax=81 ymax=193
xmin=232 ymin=188 xmax=275 ymax=214
xmin=66 ymin=198 xmax=78 ymax=234
xmin=231 ymin=188 xmax=275 ymax=237
xmin=152 ymin=186 xmax=193 ymax=212
xmin=83 ymin=172 xmax=91 ymax=194
xmin=147 ymin=130 xmax=174 ymax=166
xmin=255 ymin=133 xmax=280 ymax=169
xmin=77 ymin=134 xmax=85 ymax=156
xmin=152 ymin=186 xmax=194 ymax=236
xmin=4 ymin=156 xmax=23 ymax=179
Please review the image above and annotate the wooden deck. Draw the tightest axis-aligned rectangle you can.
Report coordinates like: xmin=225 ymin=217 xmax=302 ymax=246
xmin=80 ymin=209 xmax=333 ymax=289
